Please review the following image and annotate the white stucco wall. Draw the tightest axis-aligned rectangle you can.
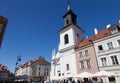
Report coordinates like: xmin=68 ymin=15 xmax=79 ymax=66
xmin=60 ymin=49 xmax=77 ymax=76
xmin=59 ymin=28 xmax=75 ymax=50
xmin=94 ymin=33 xmax=120 ymax=68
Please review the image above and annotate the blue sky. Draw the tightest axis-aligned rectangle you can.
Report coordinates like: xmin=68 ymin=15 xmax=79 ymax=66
xmin=0 ymin=0 xmax=120 ymax=72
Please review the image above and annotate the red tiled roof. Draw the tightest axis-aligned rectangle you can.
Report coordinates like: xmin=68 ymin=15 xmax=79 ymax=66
xmin=77 ymin=24 xmax=120 ymax=48
xmin=19 ymin=57 xmax=50 ymax=68
xmin=33 ymin=57 xmax=50 ymax=64
xmin=77 ymin=36 xmax=95 ymax=48
xmin=0 ymin=64 xmax=8 ymax=71
xmin=94 ymin=28 xmax=111 ymax=40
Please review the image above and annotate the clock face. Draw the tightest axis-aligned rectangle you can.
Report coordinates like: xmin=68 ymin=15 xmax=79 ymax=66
xmin=0 ymin=23 xmax=3 ymax=34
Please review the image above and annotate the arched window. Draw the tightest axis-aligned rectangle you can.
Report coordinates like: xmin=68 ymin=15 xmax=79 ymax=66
xmin=66 ymin=19 xmax=69 ymax=25
xmin=64 ymin=34 xmax=69 ymax=44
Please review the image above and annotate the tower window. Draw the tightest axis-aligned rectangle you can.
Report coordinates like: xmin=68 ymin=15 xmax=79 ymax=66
xmin=64 ymin=34 xmax=69 ymax=44
xmin=66 ymin=19 xmax=69 ymax=25
xmin=77 ymin=34 xmax=79 ymax=37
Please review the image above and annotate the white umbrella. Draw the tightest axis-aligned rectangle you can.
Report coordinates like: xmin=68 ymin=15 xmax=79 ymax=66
xmin=74 ymin=72 xmax=93 ymax=78
xmin=93 ymin=70 xmax=119 ymax=77
xmin=59 ymin=74 xmax=74 ymax=80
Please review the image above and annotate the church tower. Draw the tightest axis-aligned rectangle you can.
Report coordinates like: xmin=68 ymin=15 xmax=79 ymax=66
xmin=50 ymin=2 xmax=84 ymax=80
xmin=63 ymin=2 xmax=77 ymax=26
xmin=58 ymin=2 xmax=84 ymax=52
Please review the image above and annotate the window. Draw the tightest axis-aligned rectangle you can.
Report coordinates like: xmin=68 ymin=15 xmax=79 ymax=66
xmin=44 ymin=68 xmax=46 ymax=71
xmin=98 ymin=45 xmax=103 ymax=51
xmin=111 ymin=56 xmax=119 ymax=65
xmin=44 ymin=72 xmax=46 ymax=76
xmin=58 ymin=73 xmax=61 ymax=77
xmin=117 ymin=39 xmax=120 ymax=46
xmin=47 ymin=68 xmax=49 ymax=71
xmin=86 ymin=60 xmax=91 ymax=69
xmin=80 ymin=61 xmax=84 ymax=69
xmin=79 ymin=52 xmax=82 ymax=57
xmin=66 ymin=19 xmax=69 ymax=25
xmin=77 ymin=34 xmax=79 ymax=37
xmin=101 ymin=57 xmax=107 ymax=66
xmin=66 ymin=64 xmax=69 ymax=70
xmin=64 ymin=34 xmax=69 ymax=44
xmin=111 ymin=29 xmax=118 ymax=34
xmin=107 ymin=42 xmax=114 ymax=49
xmin=39 ymin=72 xmax=40 ymax=76
xmin=47 ymin=72 xmax=49 ymax=75
xmin=85 ymin=50 xmax=89 ymax=56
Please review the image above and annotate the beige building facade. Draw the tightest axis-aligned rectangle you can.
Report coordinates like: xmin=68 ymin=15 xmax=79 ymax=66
xmin=76 ymin=42 xmax=99 ymax=74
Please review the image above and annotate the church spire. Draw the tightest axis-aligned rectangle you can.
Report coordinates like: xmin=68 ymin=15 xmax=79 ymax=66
xmin=67 ymin=0 xmax=71 ymax=11
xmin=63 ymin=1 xmax=77 ymax=27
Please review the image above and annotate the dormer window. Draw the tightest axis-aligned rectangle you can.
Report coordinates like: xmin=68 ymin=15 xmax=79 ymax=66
xmin=109 ymin=24 xmax=119 ymax=34
xmin=111 ymin=28 xmax=118 ymax=34
xmin=64 ymin=34 xmax=69 ymax=44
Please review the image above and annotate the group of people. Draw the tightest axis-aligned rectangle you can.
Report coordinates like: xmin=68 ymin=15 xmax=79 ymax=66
xmin=49 ymin=78 xmax=103 ymax=83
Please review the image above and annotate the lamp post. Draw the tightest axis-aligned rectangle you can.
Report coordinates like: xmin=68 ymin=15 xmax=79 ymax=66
xmin=0 ymin=16 xmax=8 ymax=48
xmin=14 ymin=55 xmax=22 ymax=75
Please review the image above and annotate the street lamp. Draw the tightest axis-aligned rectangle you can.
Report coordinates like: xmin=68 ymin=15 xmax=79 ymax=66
xmin=14 ymin=55 xmax=22 ymax=75
xmin=0 ymin=16 xmax=8 ymax=48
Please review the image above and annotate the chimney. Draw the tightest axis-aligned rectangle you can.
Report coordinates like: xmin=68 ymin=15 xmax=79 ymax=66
xmin=106 ymin=24 xmax=111 ymax=29
xmin=86 ymin=35 xmax=88 ymax=38
xmin=94 ymin=28 xmax=98 ymax=35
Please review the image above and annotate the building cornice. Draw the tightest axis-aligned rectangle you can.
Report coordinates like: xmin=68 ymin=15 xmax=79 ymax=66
xmin=76 ymin=43 xmax=93 ymax=51
xmin=97 ymin=48 xmax=120 ymax=57
xmin=59 ymin=24 xmax=84 ymax=34
xmin=59 ymin=45 xmax=75 ymax=53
